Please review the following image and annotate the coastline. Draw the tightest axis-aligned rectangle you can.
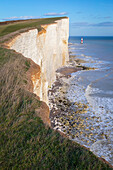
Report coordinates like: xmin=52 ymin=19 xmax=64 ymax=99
xmin=49 ymin=52 xmax=95 ymax=133
xmin=48 ymin=42 xmax=113 ymax=167
xmin=49 ymin=51 xmax=96 ymax=135
xmin=0 ymin=19 xmax=113 ymax=169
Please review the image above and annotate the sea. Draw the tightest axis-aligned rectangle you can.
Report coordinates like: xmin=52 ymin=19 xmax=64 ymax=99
xmin=68 ymin=36 xmax=113 ymax=165
xmin=49 ymin=36 xmax=113 ymax=165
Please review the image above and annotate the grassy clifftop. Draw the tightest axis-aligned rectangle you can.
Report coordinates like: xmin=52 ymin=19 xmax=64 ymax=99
xmin=0 ymin=17 xmax=67 ymax=43
xmin=0 ymin=18 xmax=112 ymax=169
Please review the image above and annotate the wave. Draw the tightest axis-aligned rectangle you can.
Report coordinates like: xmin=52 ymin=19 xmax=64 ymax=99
xmin=90 ymin=139 xmax=113 ymax=166
xmin=67 ymin=37 xmax=113 ymax=165
xmin=85 ymin=84 xmax=113 ymax=118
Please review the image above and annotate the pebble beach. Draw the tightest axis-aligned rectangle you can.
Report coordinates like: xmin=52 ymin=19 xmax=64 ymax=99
xmin=49 ymin=37 xmax=113 ymax=166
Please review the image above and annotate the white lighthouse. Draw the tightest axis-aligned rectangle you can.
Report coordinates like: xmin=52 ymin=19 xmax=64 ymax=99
xmin=81 ymin=37 xmax=83 ymax=44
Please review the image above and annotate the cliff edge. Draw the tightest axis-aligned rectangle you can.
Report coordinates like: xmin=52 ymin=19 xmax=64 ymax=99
xmin=0 ymin=17 xmax=112 ymax=169
xmin=7 ymin=18 xmax=69 ymax=104
xmin=4 ymin=18 xmax=69 ymax=125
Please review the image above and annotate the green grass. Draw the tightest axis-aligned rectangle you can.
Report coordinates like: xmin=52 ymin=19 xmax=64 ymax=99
xmin=0 ymin=17 xmax=66 ymax=39
xmin=25 ymin=60 xmax=31 ymax=71
xmin=0 ymin=18 xmax=112 ymax=169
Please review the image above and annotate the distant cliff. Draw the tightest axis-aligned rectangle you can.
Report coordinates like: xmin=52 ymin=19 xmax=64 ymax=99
xmin=7 ymin=18 xmax=69 ymax=105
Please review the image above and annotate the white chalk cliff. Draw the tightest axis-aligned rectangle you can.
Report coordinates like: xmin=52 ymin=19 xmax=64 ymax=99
xmin=7 ymin=18 xmax=69 ymax=104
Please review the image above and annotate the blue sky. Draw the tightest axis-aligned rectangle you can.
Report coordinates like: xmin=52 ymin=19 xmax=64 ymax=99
xmin=0 ymin=0 xmax=113 ymax=36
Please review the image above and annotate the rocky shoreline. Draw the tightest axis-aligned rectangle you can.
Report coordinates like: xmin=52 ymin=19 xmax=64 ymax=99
xmin=48 ymin=53 xmax=113 ymax=166
xmin=48 ymin=54 xmax=93 ymax=136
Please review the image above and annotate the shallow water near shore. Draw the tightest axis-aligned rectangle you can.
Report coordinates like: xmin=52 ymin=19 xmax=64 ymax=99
xmin=49 ymin=36 xmax=113 ymax=165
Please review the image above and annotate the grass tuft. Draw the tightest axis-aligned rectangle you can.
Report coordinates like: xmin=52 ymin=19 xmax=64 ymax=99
xmin=25 ymin=60 xmax=31 ymax=71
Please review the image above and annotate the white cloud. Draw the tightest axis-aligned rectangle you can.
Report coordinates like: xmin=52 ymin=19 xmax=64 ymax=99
xmin=44 ymin=12 xmax=68 ymax=16
xmin=95 ymin=16 xmax=112 ymax=19
xmin=2 ymin=13 xmax=68 ymax=21
xmin=71 ymin=22 xmax=113 ymax=27
xmin=2 ymin=16 xmax=40 ymax=20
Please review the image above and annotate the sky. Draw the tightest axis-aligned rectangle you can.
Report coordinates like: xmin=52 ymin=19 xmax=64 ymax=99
xmin=0 ymin=0 xmax=113 ymax=36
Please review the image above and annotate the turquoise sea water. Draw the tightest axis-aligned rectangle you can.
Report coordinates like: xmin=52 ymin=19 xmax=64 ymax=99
xmin=68 ymin=36 xmax=113 ymax=165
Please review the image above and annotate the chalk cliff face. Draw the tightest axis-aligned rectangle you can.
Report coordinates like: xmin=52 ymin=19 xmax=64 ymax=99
xmin=8 ymin=18 xmax=69 ymax=104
